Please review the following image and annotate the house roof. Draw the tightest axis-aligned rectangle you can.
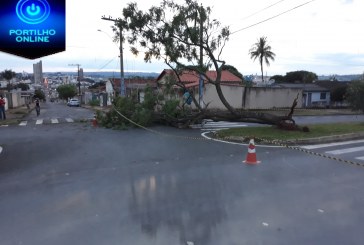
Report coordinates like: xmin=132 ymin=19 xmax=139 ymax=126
xmin=314 ymin=80 xmax=350 ymax=90
xmin=156 ymin=69 xmax=243 ymax=88
xmin=274 ymin=83 xmax=329 ymax=92
xmin=110 ymin=78 xmax=157 ymax=91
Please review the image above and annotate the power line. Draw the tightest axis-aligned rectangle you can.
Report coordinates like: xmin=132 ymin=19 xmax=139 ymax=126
xmin=240 ymin=0 xmax=288 ymax=21
xmin=97 ymin=56 xmax=118 ymax=71
xmin=230 ymin=0 xmax=316 ymax=35
xmin=209 ymin=0 xmax=287 ymax=35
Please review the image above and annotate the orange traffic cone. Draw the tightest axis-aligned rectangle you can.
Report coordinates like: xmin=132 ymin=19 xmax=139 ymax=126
xmin=92 ymin=115 xmax=98 ymax=127
xmin=243 ymin=138 xmax=261 ymax=165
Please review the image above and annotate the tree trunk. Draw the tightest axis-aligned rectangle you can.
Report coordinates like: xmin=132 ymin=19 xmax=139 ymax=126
xmin=260 ymin=59 xmax=264 ymax=84
xmin=153 ymin=94 xmax=300 ymax=130
xmin=214 ymin=82 xmax=237 ymax=116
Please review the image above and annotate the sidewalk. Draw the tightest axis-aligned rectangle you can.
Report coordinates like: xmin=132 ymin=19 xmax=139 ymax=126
xmin=0 ymin=106 xmax=31 ymax=125
xmin=0 ymin=104 xmax=108 ymax=126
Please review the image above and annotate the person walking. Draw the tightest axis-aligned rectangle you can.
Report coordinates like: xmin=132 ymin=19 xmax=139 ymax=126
xmin=0 ymin=95 xmax=6 ymax=120
xmin=35 ymin=98 xmax=40 ymax=116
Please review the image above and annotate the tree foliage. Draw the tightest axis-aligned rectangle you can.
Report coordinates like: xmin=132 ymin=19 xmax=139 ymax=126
xmin=16 ymin=83 xmax=30 ymax=91
xmin=0 ymin=69 xmax=16 ymax=81
xmin=97 ymin=87 xmax=157 ymax=128
xmin=345 ymin=81 xmax=364 ymax=113
xmin=271 ymin=71 xmax=318 ymax=84
xmin=284 ymin=70 xmax=317 ymax=83
xmin=110 ymin=0 xmax=299 ymax=127
xmin=270 ymin=75 xmax=285 ymax=83
xmin=249 ymin=36 xmax=275 ymax=83
xmin=331 ymin=84 xmax=347 ymax=103
xmin=117 ymin=0 xmax=236 ymax=113
xmin=34 ymin=89 xmax=45 ymax=101
xmin=222 ymin=65 xmax=244 ymax=81
xmin=1 ymin=69 xmax=16 ymax=91
xmin=57 ymin=84 xmax=77 ymax=100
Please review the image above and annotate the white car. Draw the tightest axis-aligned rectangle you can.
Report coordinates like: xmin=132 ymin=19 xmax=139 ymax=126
xmin=67 ymin=99 xmax=80 ymax=107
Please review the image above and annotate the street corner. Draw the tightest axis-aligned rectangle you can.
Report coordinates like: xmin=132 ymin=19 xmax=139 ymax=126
xmin=6 ymin=106 xmax=31 ymax=120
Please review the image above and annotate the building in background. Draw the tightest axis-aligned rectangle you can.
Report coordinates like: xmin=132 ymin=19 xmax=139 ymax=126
xmin=33 ymin=61 xmax=43 ymax=84
xmin=79 ymin=68 xmax=84 ymax=80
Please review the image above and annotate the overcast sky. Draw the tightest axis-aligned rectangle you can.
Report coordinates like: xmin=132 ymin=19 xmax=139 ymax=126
xmin=1 ymin=0 xmax=363 ymax=76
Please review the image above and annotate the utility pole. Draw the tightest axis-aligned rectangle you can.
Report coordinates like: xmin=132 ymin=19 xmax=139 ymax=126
xmin=198 ymin=5 xmax=204 ymax=108
xmin=101 ymin=15 xmax=125 ymax=97
xmin=68 ymin=63 xmax=81 ymax=97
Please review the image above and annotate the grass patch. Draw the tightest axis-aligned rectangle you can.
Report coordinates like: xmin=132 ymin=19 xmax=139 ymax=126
xmin=0 ymin=119 xmax=19 ymax=125
xmin=12 ymin=111 xmax=28 ymax=115
xmin=246 ymin=108 xmax=360 ymax=116
xmin=216 ymin=122 xmax=364 ymax=141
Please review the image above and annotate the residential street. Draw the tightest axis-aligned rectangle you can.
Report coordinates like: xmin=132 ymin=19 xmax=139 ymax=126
xmin=1 ymin=105 xmax=364 ymax=245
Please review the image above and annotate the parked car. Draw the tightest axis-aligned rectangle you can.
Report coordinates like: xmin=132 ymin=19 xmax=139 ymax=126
xmin=67 ymin=98 xmax=80 ymax=107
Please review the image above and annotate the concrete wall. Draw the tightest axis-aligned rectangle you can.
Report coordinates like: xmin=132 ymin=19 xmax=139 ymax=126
xmin=193 ymin=84 xmax=303 ymax=110
xmin=3 ymin=97 xmax=8 ymax=111
xmin=4 ymin=92 xmax=24 ymax=109
xmin=244 ymin=87 xmax=303 ymax=109
xmin=201 ymin=84 xmax=243 ymax=109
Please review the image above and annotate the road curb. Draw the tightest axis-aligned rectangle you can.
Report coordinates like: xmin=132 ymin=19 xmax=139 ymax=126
xmin=208 ymin=132 xmax=364 ymax=146
xmin=285 ymin=132 xmax=364 ymax=145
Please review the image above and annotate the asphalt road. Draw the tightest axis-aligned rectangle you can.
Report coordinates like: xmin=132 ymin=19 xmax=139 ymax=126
xmin=1 ymin=106 xmax=364 ymax=245
xmin=25 ymin=100 xmax=95 ymax=121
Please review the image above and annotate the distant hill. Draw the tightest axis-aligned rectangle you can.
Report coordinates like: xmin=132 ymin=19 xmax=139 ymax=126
xmin=318 ymin=74 xmax=363 ymax=81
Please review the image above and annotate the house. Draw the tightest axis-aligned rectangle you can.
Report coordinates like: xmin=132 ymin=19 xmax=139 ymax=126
xmin=274 ymin=83 xmax=331 ymax=107
xmin=110 ymin=77 xmax=157 ymax=102
xmin=156 ymin=69 xmax=242 ymax=87
xmin=314 ymin=80 xmax=351 ymax=107
xmin=155 ymin=69 xmax=308 ymax=110
xmin=251 ymin=74 xmax=273 ymax=86
xmin=155 ymin=69 xmax=243 ymax=108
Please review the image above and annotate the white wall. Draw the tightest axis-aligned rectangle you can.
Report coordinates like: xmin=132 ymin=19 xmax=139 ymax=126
xmin=201 ymin=84 xmax=243 ymax=109
xmin=244 ymin=87 xmax=302 ymax=109
xmin=192 ymin=84 xmax=303 ymax=110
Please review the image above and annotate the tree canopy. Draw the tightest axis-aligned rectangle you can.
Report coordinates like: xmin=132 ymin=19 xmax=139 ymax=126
xmin=345 ymin=81 xmax=364 ymax=113
xmin=222 ymin=65 xmax=244 ymax=81
xmin=110 ymin=0 xmax=300 ymax=127
xmin=57 ymin=84 xmax=77 ymax=100
xmin=284 ymin=70 xmax=318 ymax=83
xmin=331 ymin=84 xmax=347 ymax=103
xmin=271 ymin=70 xmax=318 ymax=84
xmin=0 ymin=69 xmax=16 ymax=81
xmin=117 ymin=0 xmax=236 ymax=112
xmin=34 ymin=89 xmax=45 ymax=101
xmin=16 ymin=83 xmax=30 ymax=91
xmin=1 ymin=69 xmax=16 ymax=91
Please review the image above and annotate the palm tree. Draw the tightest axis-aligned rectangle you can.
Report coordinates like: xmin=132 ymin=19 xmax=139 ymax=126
xmin=0 ymin=69 xmax=16 ymax=91
xmin=249 ymin=36 xmax=276 ymax=83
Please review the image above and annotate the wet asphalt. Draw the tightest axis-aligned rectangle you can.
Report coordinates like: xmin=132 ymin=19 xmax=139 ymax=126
xmin=1 ymin=119 xmax=364 ymax=244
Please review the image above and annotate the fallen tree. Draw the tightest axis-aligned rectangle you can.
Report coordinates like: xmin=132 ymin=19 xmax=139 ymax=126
xmin=109 ymin=0 xmax=300 ymax=129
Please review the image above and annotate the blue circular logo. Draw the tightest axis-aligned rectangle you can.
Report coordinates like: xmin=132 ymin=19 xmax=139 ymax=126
xmin=16 ymin=0 xmax=51 ymax=25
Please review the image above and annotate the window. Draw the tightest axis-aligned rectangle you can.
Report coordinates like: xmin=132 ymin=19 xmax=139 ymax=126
xmin=320 ymin=92 xmax=327 ymax=100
